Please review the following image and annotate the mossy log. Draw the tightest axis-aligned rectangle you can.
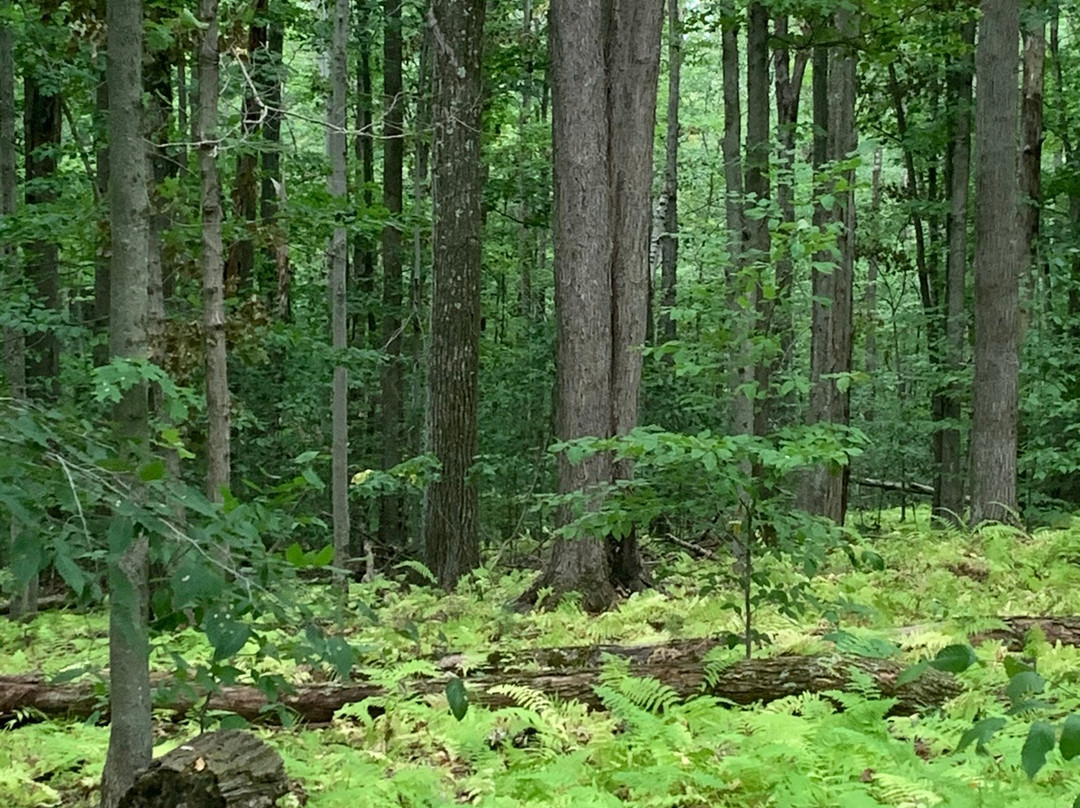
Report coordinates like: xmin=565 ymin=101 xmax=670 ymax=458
xmin=117 ymin=730 xmax=288 ymax=808
xmin=0 ymin=639 xmax=962 ymax=723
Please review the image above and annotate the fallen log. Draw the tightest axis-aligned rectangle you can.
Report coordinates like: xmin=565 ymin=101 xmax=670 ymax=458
xmin=0 ymin=640 xmax=961 ymax=724
xmin=854 ymin=478 xmax=935 ymax=496
xmin=118 ymin=730 xmax=288 ymax=808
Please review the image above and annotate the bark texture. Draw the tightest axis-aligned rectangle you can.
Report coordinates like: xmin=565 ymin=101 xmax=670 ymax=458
xmin=117 ymin=731 xmax=288 ymax=808
xmin=329 ymin=0 xmax=350 ymax=583
xmin=425 ymin=0 xmax=486 ymax=588
xmin=658 ymin=0 xmax=681 ymax=344
xmin=199 ymin=0 xmax=231 ymax=501
xmin=379 ymin=0 xmax=406 ymax=550
xmin=938 ymin=20 xmax=976 ymax=524
xmin=971 ymin=0 xmax=1020 ymax=526
xmin=102 ymin=0 xmax=153 ymax=801
xmin=2 ymin=645 xmax=962 ymax=724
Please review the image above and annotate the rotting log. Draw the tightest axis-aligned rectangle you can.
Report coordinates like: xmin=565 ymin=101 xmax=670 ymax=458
xmin=117 ymin=730 xmax=288 ymax=808
xmin=0 ymin=640 xmax=961 ymax=723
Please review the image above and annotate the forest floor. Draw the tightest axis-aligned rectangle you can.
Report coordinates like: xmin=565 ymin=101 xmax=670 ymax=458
xmin=4 ymin=506 xmax=1080 ymax=807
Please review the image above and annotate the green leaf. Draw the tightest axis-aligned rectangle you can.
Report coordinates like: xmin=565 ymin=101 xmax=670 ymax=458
xmin=1003 ymin=655 xmax=1035 ymax=678
xmin=285 ymin=543 xmax=305 ymax=567
xmin=294 ymin=450 xmax=320 ymax=464
xmin=1061 ymin=715 xmax=1080 ymax=761
xmin=325 ymin=637 xmax=355 ymax=680
xmin=896 ymin=661 xmax=930 ymax=686
xmin=1022 ymin=721 xmax=1056 ymax=779
xmin=108 ymin=516 xmax=135 ymax=557
xmin=204 ymin=611 xmax=251 ymax=661
xmin=138 ymin=459 xmax=166 ymax=482
xmin=930 ymin=644 xmax=977 ymax=673
xmin=171 ymin=558 xmax=224 ymax=608
xmin=395 ymin=559 xmax=438 ymax=584
xmin=860 ymin=549 xmax=885 ymax=571
xmin=312 ymin=544 xmax=334 ymax=567
xmin=53 ymin=543 xmax=87 ymax=597
xmin=301 ymin=467 xmax=325 ymax=491
xmin=11 ymin=528 xmax=42 ymax=585
xmin=446 ymin=677 xmax=469 ymax=721
xmin=1007 ymin=670 xmax=1046 ymax=705
xmin=957 ymin=717 xmax=1006 ymax=754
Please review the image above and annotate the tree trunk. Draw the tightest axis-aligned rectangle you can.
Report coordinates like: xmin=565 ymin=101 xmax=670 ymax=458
xmin=261 ymin=24 xmax=288 ymax=319
xmin=24 ymin=66 xmax=62 ymax=402
xmin=658 ymin=0 xmax=681 ymax=344
xmin=0 ymin=16 xmax=33 ymax=622
xmin=1 ymin=644 xmax=963 ymax=724
xmin=93 ymin=3 xmax=111 ymax=368
xmin=354 ymin=2 xmax=377 ymax=345
xmin=745 ymin=2 xmax=770 ymax=438
xmin=199 ymin=0 xmax=231 ymax=502
xmin=937 ymin=20 xmax=976 ymax=524
xmin=517 ymin=0 xmax=537 ymax=320
xmin=1019 ymin=7 xmax=1044 ymax=295
xmin=425 ymin=0 xmax=486 ymax=589
xmin=379 ymin=0 xmax=406 ymax=551
xmin=101 ymin=0 xmax=153 ymax=800
xmin=971 ymin=0 xmax=1020 ymax=527
xmin=328 ymin=0 xmax=350 ymax=585
xmin=720 ymin=2 xmax=749 ymax=438
xmin=226 ymin=0 xmax=267 ymax=295
xmin=118 ymin=731 xmax=288 ymax=808
xmin=801 ymin=10 xmax=856 ymax=525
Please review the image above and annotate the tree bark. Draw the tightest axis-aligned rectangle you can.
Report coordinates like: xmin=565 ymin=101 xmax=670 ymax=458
xmin=199 ymin=0 xmax=231 ymax=502
xmin=971 ymin=0 xmax=1020 ymax=526
xmin=93 ymin=2 xmax=111 ymax=368
xmin=937 ymin=20 xmax=976 ymax=524
xmin=118 ymin=731 xmax=288 ymax=808
xmin=354 ymin=2 xmax=377 ymax=344
xmin=1019 ymin=6 xmax=1044 ymax=294
xmin=379 ymin=0 xmax=406 ymax=551
xmin=658 ymin=0 xmax=681 ymax=345
xmin=102 ymin=0 xmax=153 ymax=801
xmin=800 ymin=11 xmax=857 ymax=526
xmin=24 ymin=57 xmax=62 ymax=402
xmin=1 ymin=645 xmax=963 ymax=725
xmin=329 ymin=0 xmax=350 ymax=585
xmin=261 ymin=24 xmax=288 ymax=320
xmin=425 ymin=0 xmax=486 ymax=589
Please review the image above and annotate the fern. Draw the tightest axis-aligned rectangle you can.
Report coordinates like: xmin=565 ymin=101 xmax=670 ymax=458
xmin=488 ymin=684 xmax=554 ymax=714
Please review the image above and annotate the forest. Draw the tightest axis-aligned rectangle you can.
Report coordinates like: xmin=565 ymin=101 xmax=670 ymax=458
xmin=3 ymin=0 xmax=1080 ymax=804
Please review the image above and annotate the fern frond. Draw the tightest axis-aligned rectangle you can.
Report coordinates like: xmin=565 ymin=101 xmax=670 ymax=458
xmin=489 ymin=683 xmax=554 ymax=714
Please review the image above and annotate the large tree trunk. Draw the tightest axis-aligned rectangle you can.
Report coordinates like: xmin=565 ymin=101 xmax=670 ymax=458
xmin=329 ymin=0 xmax=350 ymax=585
xmin=971 ymin=0 xmax=1020 ymax=526
xmin=801 ymin=10 xmax=857 ymax=525
xmin=101 ymin=0 xmax=153 ymax=801
xmin=199 ymin=0 xmax=231 ymax=502
xmin=658 ymin=0 xmax=681 ymax=345
xmin=937 ymin=20 xmax=976 ymax=524
xmin=379 ymin=0 xmax=406 ymax=551
xmin=2 ymin=643 xmax=962 ymax=724
xmin=425 ymin=0 xmax=486 ymax=589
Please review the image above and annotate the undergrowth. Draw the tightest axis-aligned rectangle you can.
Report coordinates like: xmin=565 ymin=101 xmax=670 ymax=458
xmin=4 ymin=507 xmax=1080 ymax=806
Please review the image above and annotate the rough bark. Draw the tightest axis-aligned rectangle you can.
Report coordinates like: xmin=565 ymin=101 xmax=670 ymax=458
xmin=329 ymin=0 xmax=350 ymax=585
xmin=658 ymin=0 xmax=681 ymax=345
xmin=379 ymin=0 xmax=406 ymax=550
xmin=937 ymin=20 xmax=976 ymax=524
xmin=1019 ymin=7 xmax=1044 ymax=291
xmin=971 ymin=0 xmax=1020 ymax=526
xmin=1 ymin=645 xmax=962 ymax=724
xmin=801 ymin=11 xmax=856 ymax=525
xmin=261 ymin=24 xmax=288 ymax=319
xmin=118 ymin=731 xmax=287 ymax=808
xmin=93 ymin=5 xmax=111 ymax=368
xmin=517 ymin=0 xmax=537 ymax=320
xmin=425 ymin=0 xmax=486 ymax=588
xmin=24 ymin=62 xmax=61 ymax=402
xmin=199 ymin=0 xmax=231 ymax=502
xmin=102 ymin=0 xmax=153 ymax=801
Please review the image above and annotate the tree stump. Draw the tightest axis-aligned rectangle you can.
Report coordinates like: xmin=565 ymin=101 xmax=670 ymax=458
xmin=117 ymin=730 xmax=288 ymax=808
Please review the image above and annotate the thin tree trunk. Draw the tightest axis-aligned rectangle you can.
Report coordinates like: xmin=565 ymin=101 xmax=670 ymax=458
xmin=425 ymin=0 xmax=486 ymax=589
xmin=517 ymin=0 xmax=536 ymax=320
xmin=971 ymin=0 xmax=1020 ymax=526
xmin=745 ymin=2 xmax=770 ymax=438
xmin=720 ymin=2 xmax=749 ymax=437
xmin=93 ymin=0 xmax=111 ymax=368
xmin=260 ymin=24 xmax=289 ymax=320
xmin=1019 ymin=6 xmax=1045 ymax=295
xmin=329 ymin=0 xmax=350 ymax=585
xmin=379 ymin=0 xmax=406 ymax=550
xmin=199 ymin=0 xmax=231 ymax=502
xmin=100 ymin=0 xmax=152 ymax=800
xmin=354 ymin=1 xmax=377 ymax=345
xmin=24 ymin=68 xmax=61 ymax=402
xmin=937 ymin=20 xmax=975 ymax=524
xmin=658 ymin=0 xmax=681 ymax=345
